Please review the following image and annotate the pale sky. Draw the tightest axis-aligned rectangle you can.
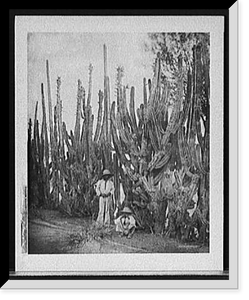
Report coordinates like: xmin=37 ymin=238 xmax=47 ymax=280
xmin=28 ymin=32 xmax=154 ymax=132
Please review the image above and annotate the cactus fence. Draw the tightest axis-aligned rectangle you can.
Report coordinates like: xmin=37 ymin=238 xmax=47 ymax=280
xmin=28 ymin=42 xmax=210 ymax=243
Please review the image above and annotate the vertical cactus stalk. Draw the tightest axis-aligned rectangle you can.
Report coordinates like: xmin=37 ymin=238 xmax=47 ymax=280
xmin=148 ymin=79 xmax=151 ymax=98
xmin=148 ymin=123 xmax=159 ymax=153
xmin=87 ymin=64 xmax=93 ymax=108
xmin=103 ymin=44 xmax=110 ymax=112
xmin=116 ymin=65 xmax=124 ymax=116
xmin=56 ymin=77 xmax=63 ymax=150
xmin=84 ymin=122 xmax=89 ymax=167
xmin=177 ymin=54 xmax=184 ymax=109
xmin=190 ymin=45 xmax=197 ymax=135
xmin=79 ymin=119 xmax=85 ymax=159
xmin=84 ymin=94 xmax=91 ymax=167
xmin=80 ymin=87 xmax=86 ymax=142
xmin=99 ymin=102 xmax=105 ymax=144
xmin=33 ymin=101 xmax=38 ymax=153
xmin=116 ymin=111 xmax=130 ymax=146
xmin=88 ymin=111 xmax=94 ymax=167
xmin=143 ymin=78 xmax=147 ymax=109
xmin=195 ymin=43 xmax=202 ymax=109
xmin=196 ymin=143 xmax=209 ymax=175
xmin=188 ymin=129 xmax=198 ymax=171
xmin=182 ymin=70 xmax=192 ymax=137
xmin=195 ymin=108 xmax=204 ymax=152
xmin=39 ymin=129 xmax=48 ymax=202
xmin=74 ymin=79 xmax=83 ymax=144
xmin=122 ymin=86 xmax=127 ymax=114
xmin=94 ymin=90 xmax=103 ymax=143
xmin=63 ymin=122 xmax=72 ymax=157
xmin=106 ymin=76 xmax=112 ymax=145
xmin=146 ymin=54 xmax=160 ymax=120
xmin=151 ymin=110 xmax=161 ymax=150
xmin=41 ymin=83 xmax=50 ymax=202
xmin=110 ymin=101 xmax=129 ymax=167
xmin=129 ymin=86 xmax=138 ymax=136
xmin=113 ymin=152 xmax=120 ymax=207
xmin=52 ymin=105 xmax=59 ymax=203
xmin=101 ymin=86 xmax=108 ymax=143
xmin=53 ymin=105 xmax=58 ymax=145
xmin=103 ymin=44 xmax=109 ymax=143
xmin=41 ymin=83 xmax=49 ymax=167
xmin=36 ymin=118 xmax=42 ymax=176
xmin=82 ymin=85 xmax=86 ymax=118
xmin=178 ymin=125 xmax=187 ymax=168
xmin=57 ymin=90 xmax=65 ymax=205
xmin=46 ymin=60 xmax=54 ymax=155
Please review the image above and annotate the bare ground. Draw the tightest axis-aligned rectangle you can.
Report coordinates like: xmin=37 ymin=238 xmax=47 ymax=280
xmin=28 ymin=209 xmax=209 ymax=254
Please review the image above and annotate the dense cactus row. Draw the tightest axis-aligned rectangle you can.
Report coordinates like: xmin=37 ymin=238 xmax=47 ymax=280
xmin=109 ymin=43 xmax=210 ymax=239
xmin=28 ymin=42 xmax=209 ymax=243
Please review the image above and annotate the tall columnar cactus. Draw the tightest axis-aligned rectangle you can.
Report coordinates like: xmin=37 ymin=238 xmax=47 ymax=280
xmin=46 ymin=60 xmax=54 ymax=154
xmin=74 ymin=79 xmax=83 ymax=145
xmin=110 ymin=101 xmax=128 ymax=167
xmin=129 ymin=86 xmax=138 ymax=137
xmin=41 ymin=83 xmax=50 ymax=203
xmin=95 ymin=46 xmax=112 ymax=169
xmin=33 ymin=101 xmax=39 ymax=156
xmin=84 ymin=64 xmax=94 ymax=168
xmin=87 ymin=64 xmax=93 ymax=108
xmin=56 ymin=77 xmax=63 ymax=153
xmin=88 ymin=109 xmax=94 ymax=168
xmin=50 ymin=104 xmax=59 ymax=206
xmin=94 ymin=90 xmax=103 ymax=143
xmin=143 ymin=77 xmax=147 ymax=109
xmin=103 ymin=44 xmax=109 ymax=143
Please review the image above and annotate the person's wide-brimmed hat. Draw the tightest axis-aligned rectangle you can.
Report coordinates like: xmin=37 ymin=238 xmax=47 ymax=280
xmin=120 ymin=206 xmax=133 ymax=215
xmin=101 ymin=169 xmax=113 ymax=178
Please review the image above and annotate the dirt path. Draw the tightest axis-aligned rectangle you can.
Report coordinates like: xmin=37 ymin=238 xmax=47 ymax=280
xmin=28 ymin=219 xmax=144 ymax=254
xmin=28 ymin=209 xmax=208 ymax=254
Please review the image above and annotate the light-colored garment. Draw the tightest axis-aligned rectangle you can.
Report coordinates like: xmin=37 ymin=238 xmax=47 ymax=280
xmin=95 ymin=179 xmax=115 ymax=226
xmin=114 ymin=214 xmax=136 ymax=234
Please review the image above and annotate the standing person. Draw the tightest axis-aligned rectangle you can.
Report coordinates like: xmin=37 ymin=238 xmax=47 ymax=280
xmin=95 ymin=169 xmax=115 ymax=227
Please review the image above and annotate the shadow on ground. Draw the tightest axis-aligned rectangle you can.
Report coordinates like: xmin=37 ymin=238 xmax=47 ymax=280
xmin=28 ymin=209 xmax=209 ymax=254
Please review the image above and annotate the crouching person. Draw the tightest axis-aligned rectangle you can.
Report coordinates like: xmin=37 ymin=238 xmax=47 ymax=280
xmin=114 ymin=206 xmax=136 ymax=238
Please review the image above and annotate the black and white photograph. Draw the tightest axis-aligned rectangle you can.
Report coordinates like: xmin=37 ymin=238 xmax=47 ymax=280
xmin=26 ymin=31 xmax=210 ymax=255
xmin=10 ymin=11 xmax=239 ymax=286
xmin=22 ymin=17 xmax=218 ymax=267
